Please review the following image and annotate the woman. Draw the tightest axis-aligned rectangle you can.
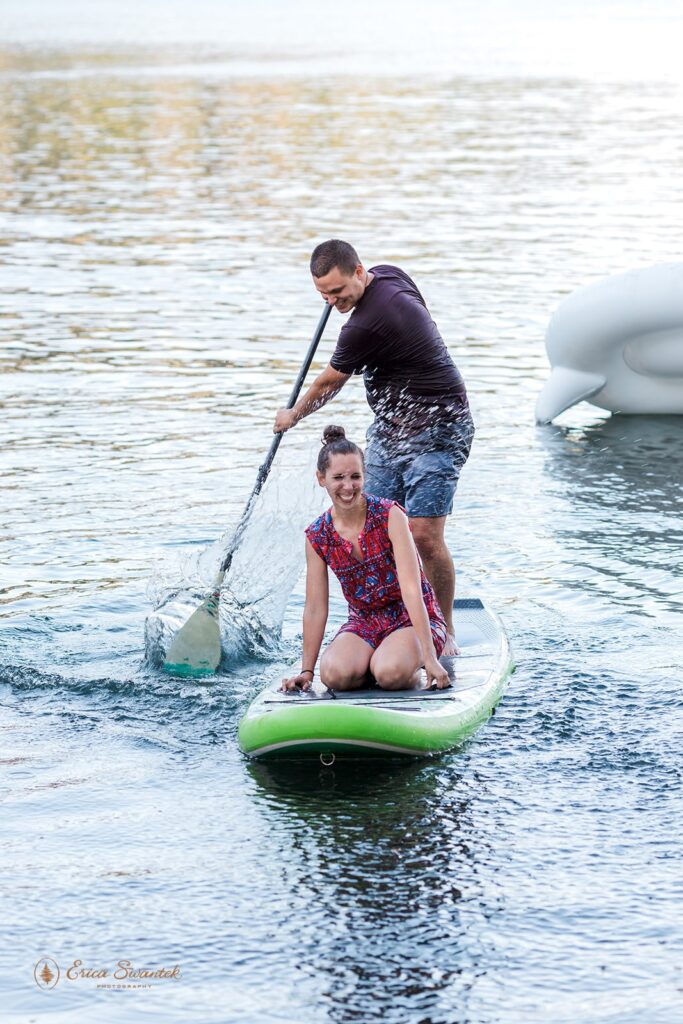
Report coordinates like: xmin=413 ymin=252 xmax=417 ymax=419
xmin=281 ymin=426 xmax=450 ymax=693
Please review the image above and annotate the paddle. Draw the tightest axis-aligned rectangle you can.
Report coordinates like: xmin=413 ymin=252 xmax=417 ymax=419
xmin=163 ymin=303 xmax=333 ymax=676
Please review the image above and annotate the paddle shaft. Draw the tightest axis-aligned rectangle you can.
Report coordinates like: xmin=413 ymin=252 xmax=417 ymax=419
xmin=219 ymin=303 xmax=333 ymax=575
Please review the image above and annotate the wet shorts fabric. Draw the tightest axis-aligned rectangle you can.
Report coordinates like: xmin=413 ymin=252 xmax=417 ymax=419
xmin=336 ymin=608 xmax=448 ymax=657
xmin=364 ymin=416 xmax=475 ymax=518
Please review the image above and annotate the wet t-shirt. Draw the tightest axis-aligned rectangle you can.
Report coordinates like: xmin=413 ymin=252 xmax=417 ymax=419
xmin=330 ymin=265 xmax=469 ymax=431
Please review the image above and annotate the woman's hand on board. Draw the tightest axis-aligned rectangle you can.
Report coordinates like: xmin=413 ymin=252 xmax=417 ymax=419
xmin=280 ymin=672 xmax=313 ymax=693
xmin=424 ymin=656 xmax=450 ymax=690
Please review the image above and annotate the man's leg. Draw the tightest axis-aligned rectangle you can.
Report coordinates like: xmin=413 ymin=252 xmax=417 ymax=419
xmin=364 ymin=432 xmax=404 ymax=504
xmin=409 ymin=515 xmax=458 ymax=654
xmin=401 ymin=439 xmax=469 ymax=657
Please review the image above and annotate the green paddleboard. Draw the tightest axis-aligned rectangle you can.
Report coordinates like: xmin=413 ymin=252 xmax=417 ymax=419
xmin=238 ymin=599 xmax=513 ymax=760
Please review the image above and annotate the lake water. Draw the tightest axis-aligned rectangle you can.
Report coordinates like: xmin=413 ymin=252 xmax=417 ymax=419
xmin=1 ymin=2 xmax=682 ymax=1022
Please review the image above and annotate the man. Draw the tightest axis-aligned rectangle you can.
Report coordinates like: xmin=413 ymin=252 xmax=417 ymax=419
xmin=274 ymin=239 xmax=474 ymax=656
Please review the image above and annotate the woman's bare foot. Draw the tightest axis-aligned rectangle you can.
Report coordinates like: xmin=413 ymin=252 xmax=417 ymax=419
xmin=440 ymin=633 xmax=460 ymax=658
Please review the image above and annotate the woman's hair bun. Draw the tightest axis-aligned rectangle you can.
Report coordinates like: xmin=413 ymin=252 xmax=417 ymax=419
xmin=316 ymin=423 xmax=364 ymax=474
xmin=321 ymin=424 xmax=346 ymax=446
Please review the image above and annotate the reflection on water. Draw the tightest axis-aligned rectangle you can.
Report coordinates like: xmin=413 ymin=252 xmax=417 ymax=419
xmin=538 ymin=416 xmax=683 ymax=617
xmin=248 ymin=759 xmax=481 ymax=1023
xmin=542 ymin=415 xmax=683 ymax=511
xmin=1 ymin=11 xmax=683 ymax=1023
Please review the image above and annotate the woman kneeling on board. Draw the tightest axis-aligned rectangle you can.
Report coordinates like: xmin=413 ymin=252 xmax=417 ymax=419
xmin=281 ymin=426 xmax=450 ymax=693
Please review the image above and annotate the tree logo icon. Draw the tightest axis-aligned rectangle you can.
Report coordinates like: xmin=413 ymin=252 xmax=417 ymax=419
xmin=34 ymin=958 xmax=60 ymax=990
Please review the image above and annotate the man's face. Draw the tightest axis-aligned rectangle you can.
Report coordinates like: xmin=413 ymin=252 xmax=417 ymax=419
xmin=312 ymin=264 xmax=366 ymax=314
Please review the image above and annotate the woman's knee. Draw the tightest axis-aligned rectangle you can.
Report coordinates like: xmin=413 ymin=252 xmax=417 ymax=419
xmin=373 ymin=662 xmax=414 ymax=690
xmin=319 ymin=655 xmax=364 ymax=690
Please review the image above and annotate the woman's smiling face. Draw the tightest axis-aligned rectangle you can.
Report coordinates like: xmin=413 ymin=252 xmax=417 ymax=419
xmin=317 ymin=452 xmax=365 ymax=509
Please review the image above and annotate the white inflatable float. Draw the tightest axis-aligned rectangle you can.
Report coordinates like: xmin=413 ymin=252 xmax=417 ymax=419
xmin=535 ymin=263 xmax=683 ymax=423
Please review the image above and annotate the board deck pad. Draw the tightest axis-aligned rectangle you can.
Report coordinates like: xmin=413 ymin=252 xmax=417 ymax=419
xmin=238 ymin=598 xmax=513 ymax=759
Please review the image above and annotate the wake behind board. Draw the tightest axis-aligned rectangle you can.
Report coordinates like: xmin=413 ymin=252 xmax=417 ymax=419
xmin=238 ymin=599 xmax=513 ymax=760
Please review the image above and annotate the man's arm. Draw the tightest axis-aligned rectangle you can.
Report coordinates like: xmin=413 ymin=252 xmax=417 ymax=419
xmin=274 ymin=363 xmax=351 ymax=433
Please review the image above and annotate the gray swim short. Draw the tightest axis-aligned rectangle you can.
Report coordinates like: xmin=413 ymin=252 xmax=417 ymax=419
xmin=364 ymin=415 xmax=474 ymax=518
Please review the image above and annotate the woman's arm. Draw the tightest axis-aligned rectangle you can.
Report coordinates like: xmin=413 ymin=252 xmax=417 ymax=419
xmin=281 ymin=539 xmax=329 ymax=691
xmin=387 ymin=505 xmax=449 ymax=689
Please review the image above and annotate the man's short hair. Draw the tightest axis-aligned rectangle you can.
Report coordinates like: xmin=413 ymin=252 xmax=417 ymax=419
xmin=310 ymin=239 xmax=360 ymax=278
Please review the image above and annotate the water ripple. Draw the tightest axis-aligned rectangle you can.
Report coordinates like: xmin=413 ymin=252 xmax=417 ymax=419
xmin=1 ymin=26 xmax=682 ymax=1024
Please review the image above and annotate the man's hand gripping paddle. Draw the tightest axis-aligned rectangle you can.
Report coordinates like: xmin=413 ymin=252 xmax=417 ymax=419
xmin=162 ymin=304 xmax=332 ymax=676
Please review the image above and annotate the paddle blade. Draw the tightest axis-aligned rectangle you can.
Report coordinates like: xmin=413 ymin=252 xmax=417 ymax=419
xmin=163 ymin=588 xmax=222 ymax=677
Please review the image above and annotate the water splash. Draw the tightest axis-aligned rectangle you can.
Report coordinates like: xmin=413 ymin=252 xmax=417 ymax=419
xmin=144 ymin=448 xmax=325 ymax=669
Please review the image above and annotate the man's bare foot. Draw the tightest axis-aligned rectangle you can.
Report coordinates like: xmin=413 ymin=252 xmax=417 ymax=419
xmin=440 ymin=633 xmax=460 ymax=658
